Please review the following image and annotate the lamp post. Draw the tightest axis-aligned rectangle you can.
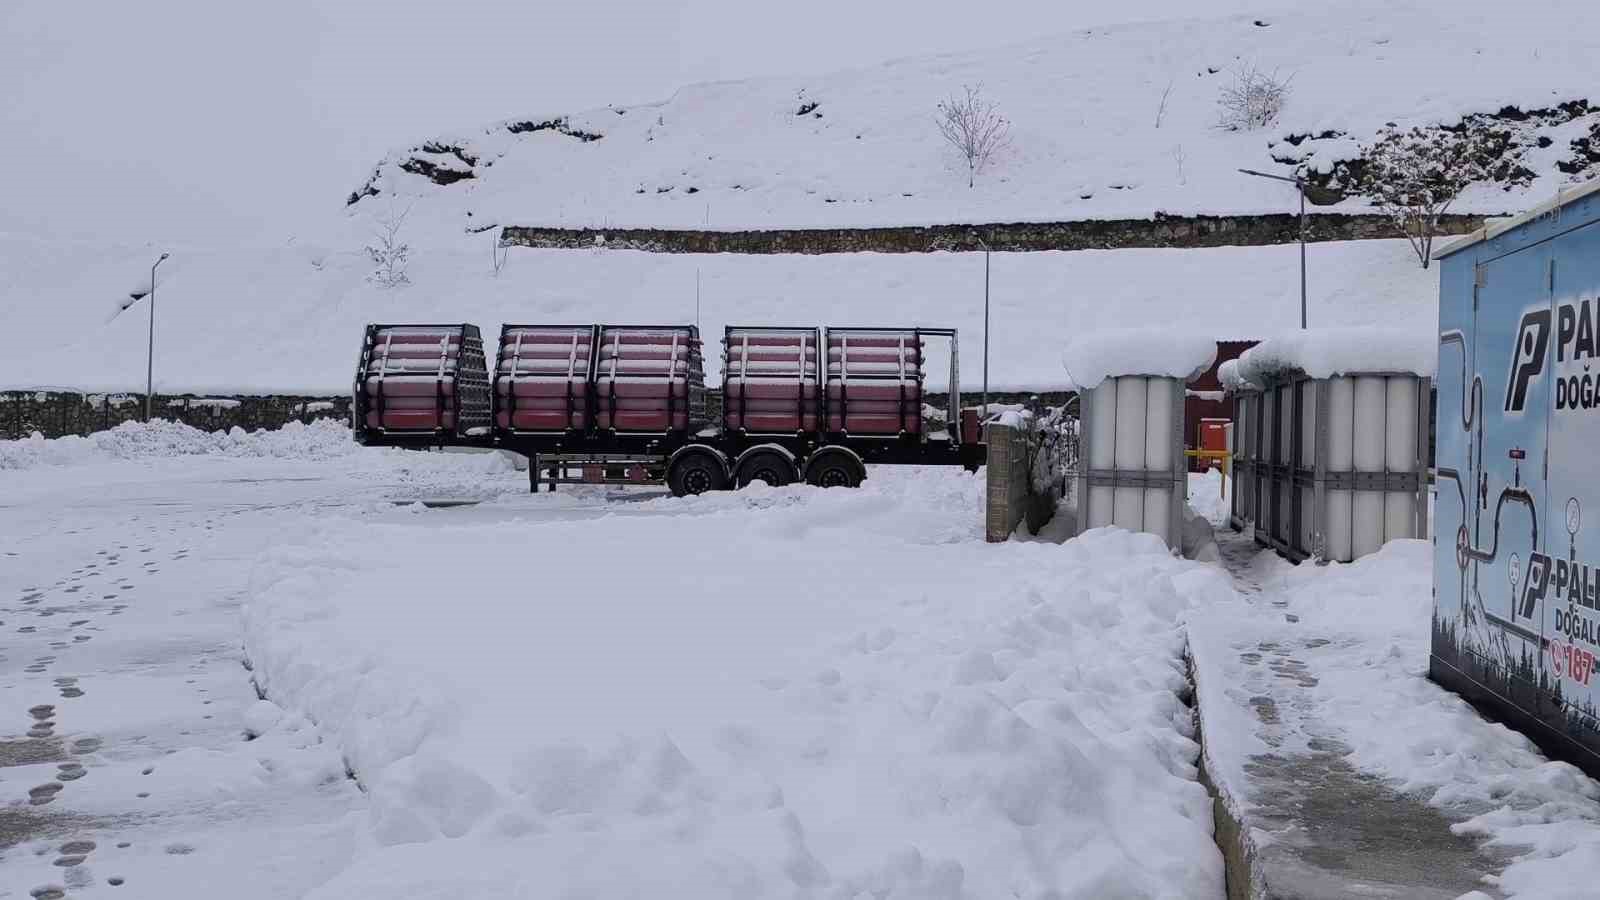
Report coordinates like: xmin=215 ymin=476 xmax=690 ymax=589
xmin=974 ymin=233 xmax=991 ymax=416
xmin=1237 ymin=169 xmax=1345 ymax=330
xmin=145 ymin=252 xmax=169 ymax=422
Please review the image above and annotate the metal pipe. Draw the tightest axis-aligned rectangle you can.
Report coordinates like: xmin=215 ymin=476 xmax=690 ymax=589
xmin=145 ymin=252 xmax=169 ymax=422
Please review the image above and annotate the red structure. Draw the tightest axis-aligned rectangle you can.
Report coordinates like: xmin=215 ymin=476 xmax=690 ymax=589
xmin=1184 ymin=340 xmax=1256 ymax=471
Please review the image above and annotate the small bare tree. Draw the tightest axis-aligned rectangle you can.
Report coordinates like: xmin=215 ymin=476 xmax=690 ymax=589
xmin=1154 ymin=78 xmax=1174 ymax=129
xmin=936 ymin=84 xmax=1011 ymax=188
xmin=1362 ymin=125 xmax=1494 ymax=268
xmin=366 ymin=202 xmax=413 ymax=288
xmin=1216 ymin=62 xmax=1291 ymax=131
xmin=490 ymin=227 xmax=510 ymax=277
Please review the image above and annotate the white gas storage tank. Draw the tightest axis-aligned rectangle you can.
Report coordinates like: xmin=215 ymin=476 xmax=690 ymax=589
xmin=1063 ymin=329 xmax=1218 ymax=549
xmin=1229 ymin=329 xmax=1433 ymax=564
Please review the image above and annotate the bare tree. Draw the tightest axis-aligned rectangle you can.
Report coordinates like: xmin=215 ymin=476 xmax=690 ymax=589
xmin=1362 ymin=124 xmax=1494 ymax=268
xmin=936 ymin=84 xmax=1012 ymax=188
xmin=490 ymin=227 xmax=510 ymax=277
xmin=1215 ymin=62 xmax=1291 ymax=131
xmin=1154 ymin=79 xmax=1175 ymax=129
xmin=366 ymin=202 xmax=413 ymax=288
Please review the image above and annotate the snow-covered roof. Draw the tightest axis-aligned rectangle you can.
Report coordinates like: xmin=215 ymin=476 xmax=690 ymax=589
xmin=1236 ymin=327 xmax=1435 ymax=384
xmin=1435 ymin=178 xmax=1600 ymax=260
xmin=1060 ymin=329 xmax=1217 ymax=390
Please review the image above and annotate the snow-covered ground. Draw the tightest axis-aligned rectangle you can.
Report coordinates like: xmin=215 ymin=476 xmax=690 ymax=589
xmin=352 ymin=0 xmax=1600 ymax=235
xmin=0 ymin=425 xmax=524 ymax=899
xmin=4 ymin=423 xmax=1235 ymax=898
xmin=10 ymin=425 xmax=1600 ymax=898
xmin=0 ymin=234 xmax=1435 ymax=395
xmin=246 ymin=470 xmax=1235 ymax=898
xmin=1191 ymin=536 xmax=1600 ymax=899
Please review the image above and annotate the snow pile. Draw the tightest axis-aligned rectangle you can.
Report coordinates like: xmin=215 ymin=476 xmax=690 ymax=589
xmin=349 ymin=0 xmax=1600 ymax=235
xmin=244 ymin=470 xmax=1235 ymax=898
xmin=1216 ymin=358 xmax=1257 ymax=393
xmin=1187 ymin=469 xmax=1231 ymax=529
xmin=1236 ymin=326 xmax=1436 ymax=384
xmin=1191 ymin=540 xmax=1600 ymax=899
xmin=0 ymin=235 xmax=1437 ymax=394
xmin=0 ymin=418 xmax=357 ymax=470
xmin=1061 ymin=328 xmax=1217 ymax=389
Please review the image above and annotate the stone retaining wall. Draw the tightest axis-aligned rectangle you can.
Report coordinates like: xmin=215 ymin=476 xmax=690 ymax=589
xmin=502 ymin=212 xmax=1486 ymax=255
xmin=984 ymin=421 xmax=1060 ymax=542
xmin=3 ymin=391 xmax=350 ymax=441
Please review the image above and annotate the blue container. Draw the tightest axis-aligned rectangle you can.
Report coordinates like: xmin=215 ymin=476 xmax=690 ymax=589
xmin=1433 ymin=181 xmax=1600 ymax=773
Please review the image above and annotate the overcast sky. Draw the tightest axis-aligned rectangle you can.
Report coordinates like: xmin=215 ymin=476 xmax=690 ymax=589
xmin=1 ymin=0 xmax=1303 ymax=245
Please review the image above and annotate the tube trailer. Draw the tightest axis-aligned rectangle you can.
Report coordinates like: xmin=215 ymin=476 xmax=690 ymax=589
xmin=352 ymin=322 xmax=986 ymax=495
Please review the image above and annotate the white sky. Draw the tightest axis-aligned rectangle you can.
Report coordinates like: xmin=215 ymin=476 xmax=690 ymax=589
xmin=1 ymin=0 xmax=1305 ymax=245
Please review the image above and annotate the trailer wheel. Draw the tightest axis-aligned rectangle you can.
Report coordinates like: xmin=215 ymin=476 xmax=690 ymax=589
xmin=804 ymin=450 xmax=864 ymax=489
xmin=736 ymin=450 xmax=797 ymax=488
xmin=668 ymin=452 xmax=728 ymax=497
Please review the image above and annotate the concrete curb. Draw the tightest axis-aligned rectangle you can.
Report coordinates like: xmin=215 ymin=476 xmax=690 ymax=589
xmin=1188 ymin=649 xmax=1266 ymax=900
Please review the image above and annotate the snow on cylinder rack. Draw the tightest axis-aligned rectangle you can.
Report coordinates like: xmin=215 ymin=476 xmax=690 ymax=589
xmin=352 ymin=322 xmax=985 ymax=496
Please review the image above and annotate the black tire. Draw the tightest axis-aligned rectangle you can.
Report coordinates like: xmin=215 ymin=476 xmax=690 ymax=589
xmin=804 ymin=451 xmax=864 ymax=489
xmin=667 ymin=452 xmax=728 ymax=497
xmin=735 ymin=451 xmax=797 ymax=488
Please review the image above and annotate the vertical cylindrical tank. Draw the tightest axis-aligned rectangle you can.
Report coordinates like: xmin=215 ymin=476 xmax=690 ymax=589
xmin=1076 ymin=375 xmax=1184 ymax=547
xmin=1230 ymin=352 xmax=1431 ymax=564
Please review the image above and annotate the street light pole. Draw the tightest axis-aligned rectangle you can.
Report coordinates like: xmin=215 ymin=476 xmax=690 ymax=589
xmin=1299 ymin=188 xmax=1307 ymax=329
xmin=145 ymin=253 xmax=169 ymax=422
xmin=974 ymin=234 xmax=991 ymax=416
xmin=1239 ymin=168 xmax=1325 ymax=330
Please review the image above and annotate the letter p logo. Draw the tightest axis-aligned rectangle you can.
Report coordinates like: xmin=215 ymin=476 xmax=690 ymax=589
xmin=1506 ymin=309 xmax=1551 ymax=413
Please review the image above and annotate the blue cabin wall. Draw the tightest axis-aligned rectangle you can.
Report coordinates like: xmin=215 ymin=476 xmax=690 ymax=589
xmin=1431 ymin=184 xmax=1600 ymax=773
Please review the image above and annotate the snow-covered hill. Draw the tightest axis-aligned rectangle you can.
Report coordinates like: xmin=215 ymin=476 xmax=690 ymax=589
xmin=350 ymin=0 xmax=1600 ymax=237
xmin=10 ymin=1 xmax=1595 ymax=396
xmin=0 ymin=232 xmax=1433 ymax=395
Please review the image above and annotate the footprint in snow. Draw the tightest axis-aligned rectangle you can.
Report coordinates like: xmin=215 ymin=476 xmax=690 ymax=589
xmin=28 ymin=782 xmax=64 ymax=805
xmin=29 ymin=704 xmax=55 ymax=720
xmin=56 ymin=763 xmax=86 ymax=782
xmin=72 ymin=737 xmax=102 ymax=754
xmin=29 ymin=886 xmax=65 ymax=900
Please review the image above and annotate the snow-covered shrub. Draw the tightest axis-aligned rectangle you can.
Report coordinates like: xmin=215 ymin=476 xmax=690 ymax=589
xmin=1215 ymin=62 xmax=1290 ymax=132
xmin=366 ymin=203 xmax=412 ymax=288
xmin=936 ymin=84 xmax=1011 ymax=188
xmin=1361 ymin=124 xmax=1495 ymax=268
